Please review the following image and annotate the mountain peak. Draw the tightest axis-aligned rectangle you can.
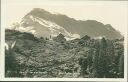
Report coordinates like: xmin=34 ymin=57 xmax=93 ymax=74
xmin=21 ymin=8 xmax=122 ymax=40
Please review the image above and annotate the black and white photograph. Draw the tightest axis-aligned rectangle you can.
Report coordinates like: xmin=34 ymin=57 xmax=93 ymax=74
xmin=0 ymin=0 xmax=128 ymax=81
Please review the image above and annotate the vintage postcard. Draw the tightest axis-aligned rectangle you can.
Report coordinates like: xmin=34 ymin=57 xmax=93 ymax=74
xmin=0 ymin=0 xmax=128 ymax=81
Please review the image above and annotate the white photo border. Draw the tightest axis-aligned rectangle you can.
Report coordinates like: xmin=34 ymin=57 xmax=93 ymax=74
xmin=0 ymin=0 xmax=128 ymax=81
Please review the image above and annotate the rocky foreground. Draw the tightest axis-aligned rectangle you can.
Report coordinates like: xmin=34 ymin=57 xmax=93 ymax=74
xmin=5 ymin=29 xmax=124 ymax=78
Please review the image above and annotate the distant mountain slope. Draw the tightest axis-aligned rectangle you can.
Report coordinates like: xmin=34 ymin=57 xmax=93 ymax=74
xmin=20 ymin=8 xmax=122 ymax=40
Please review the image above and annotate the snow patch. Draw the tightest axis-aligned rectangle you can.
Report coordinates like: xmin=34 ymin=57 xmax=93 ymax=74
xmin=93 ymin=36 xmax=105 ymax=39
xmin=15 ymin=26 xmax=36 ymax=34
xmin=72 ymin=34 xmax=80 ymax=39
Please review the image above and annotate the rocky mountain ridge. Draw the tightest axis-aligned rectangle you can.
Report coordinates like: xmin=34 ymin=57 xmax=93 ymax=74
xmin=11 ymin=8 xmax=122 ymax=40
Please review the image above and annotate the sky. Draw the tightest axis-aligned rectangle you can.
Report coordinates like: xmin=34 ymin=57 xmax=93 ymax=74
xmin=2 ymin=0 xmax=128 ymax=35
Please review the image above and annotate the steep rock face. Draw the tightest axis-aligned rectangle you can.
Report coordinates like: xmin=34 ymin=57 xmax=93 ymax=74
xmin=21 ymin=8 xmax=122 ymax=40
